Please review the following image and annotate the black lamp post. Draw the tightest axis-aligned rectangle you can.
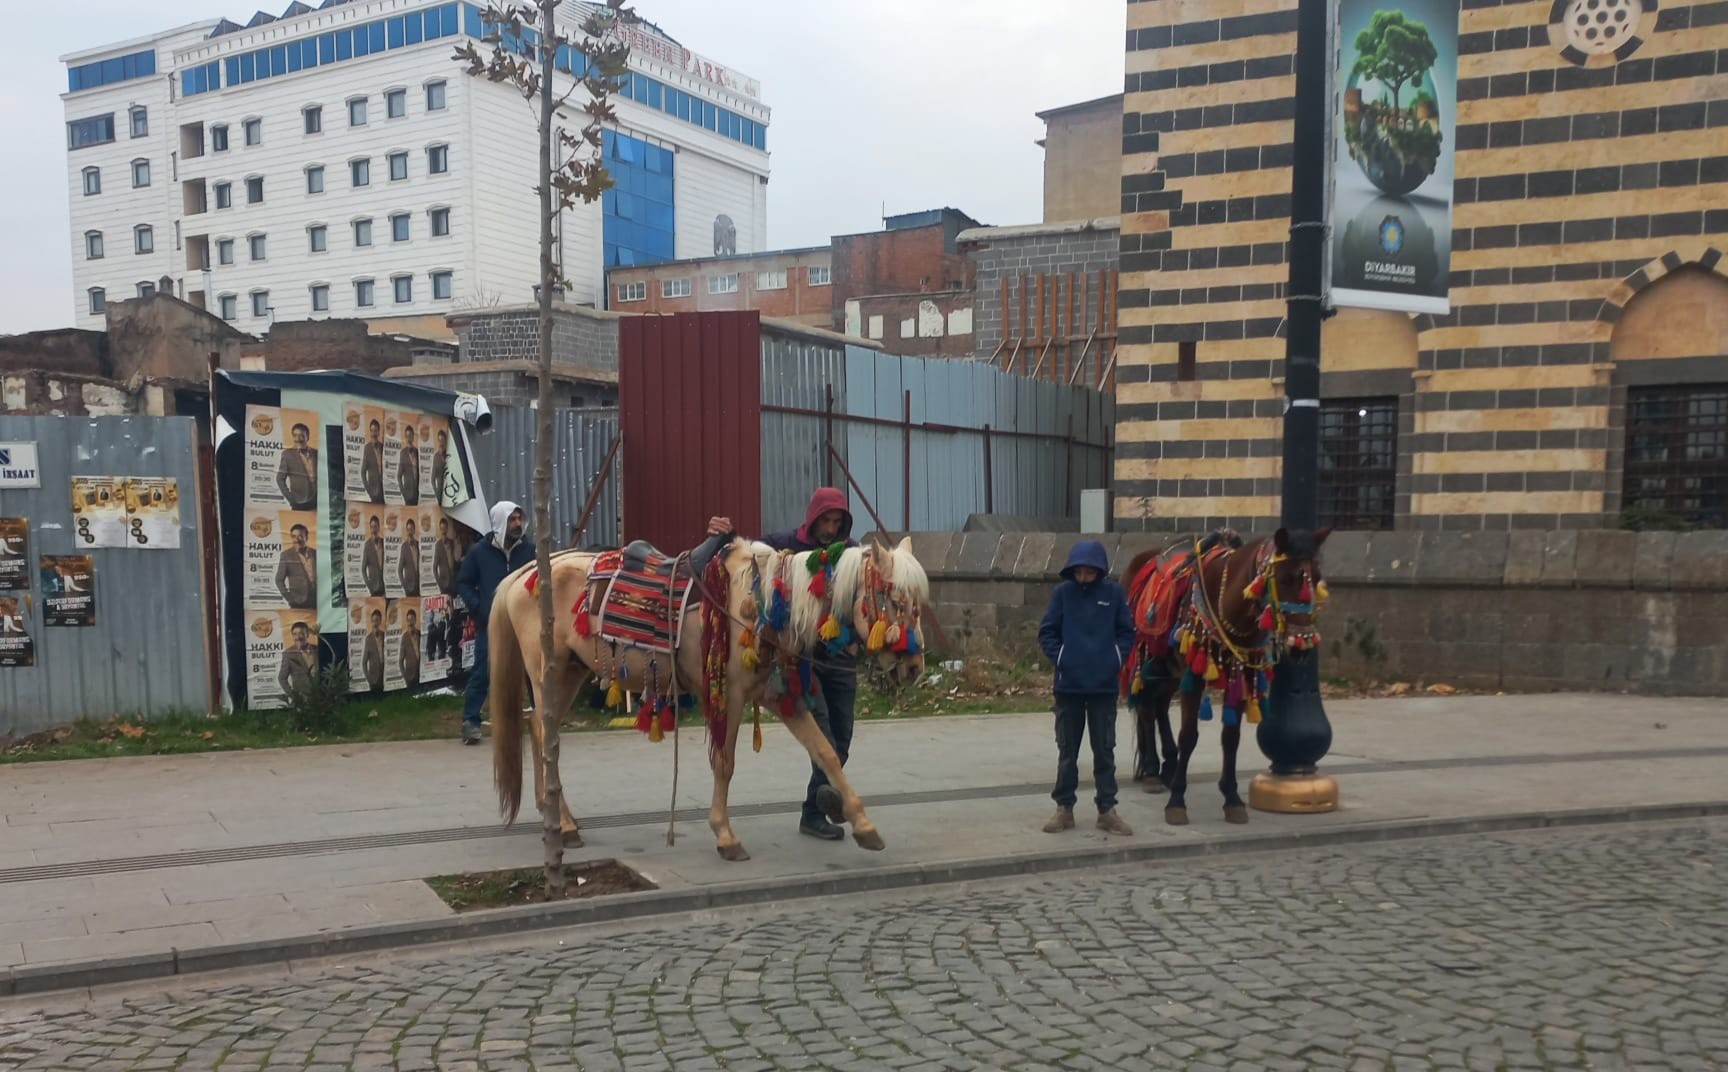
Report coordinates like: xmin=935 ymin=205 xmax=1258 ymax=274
xmin=1251 ymin=0 xmax=1339 ymax=814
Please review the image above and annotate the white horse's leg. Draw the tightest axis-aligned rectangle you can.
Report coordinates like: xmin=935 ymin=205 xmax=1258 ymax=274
xmin=780 ymin=708 xmax=885 ymax=851
xmin=528 ymin=657 xmax=586 ymax=844
xmin=709 ymin=685 xmax=748 ymax=861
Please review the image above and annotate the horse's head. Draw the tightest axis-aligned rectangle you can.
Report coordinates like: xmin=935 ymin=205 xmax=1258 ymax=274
xmin=839 ymin=538 xmax=929 ymax=687
xmin=1265 ymin=527 xmax=1331 ymax=652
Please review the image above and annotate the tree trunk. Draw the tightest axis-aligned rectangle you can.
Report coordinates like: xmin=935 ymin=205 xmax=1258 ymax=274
xmin=535 ymin=0 xmax=565 ymax=899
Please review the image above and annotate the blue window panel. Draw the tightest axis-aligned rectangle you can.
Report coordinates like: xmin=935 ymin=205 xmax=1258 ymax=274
xmin=336 ymin=30 xmax=353 ymax=60
xmin=388 ymin=17 xmax=405 ymax=48
xmin=253 ymin=49 xmax=268 ymax=80
xmin=647 ymin=173 xmax=673 ymax=204
xmin=369 ymin=22 xmax=386 ymax=52
xmin=757 ymin=123 xmax=767 ymax=150
xmin=406 ymin=12 xmax=423 ymax=44
xmin=272 ymin=46 xmax=288 ymax=76
xmin=180 ymin=70 xmax=195 ymax=96
xmin=704 ymin=103 xmax=717 ymax=131
xmin=463 ymin=3 xmax=482 ymax=38
xmin=100 ymin=58 xmax=122 ymax=83
xmin=225 ymin=56 xmax=240 ymax=85
xmin=319 ymin=33 xmax=336 ymax=63
xmin=646 ymin=79 xmax=662 ymax=109
xmin=238 ymin=52 xmax=255 ymax=83
xmin=304 ymin=40 xmax=319 ymax=68
xmin=353 ymin=25 xmax=370 ymax=56
xmin=143 ymin=52 xmax=157 ymax=76
xmin=647 ymin=203 xmax=674 ymax=231
xmin=287 ymin=43 xmax=303 ymax=72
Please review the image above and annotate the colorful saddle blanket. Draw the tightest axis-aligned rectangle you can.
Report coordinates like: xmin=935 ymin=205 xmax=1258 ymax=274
xmin=580 ymin=547 xmax=697 ymax=653
xmin=1131 ymin=545 xmax=1228 ymax=659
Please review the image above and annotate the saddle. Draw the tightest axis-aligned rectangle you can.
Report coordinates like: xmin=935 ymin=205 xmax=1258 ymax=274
xmin=576 ymin=541 xmax=697 ymax=653
xmin=1131 ymin=541 xmax=1232 ymax=660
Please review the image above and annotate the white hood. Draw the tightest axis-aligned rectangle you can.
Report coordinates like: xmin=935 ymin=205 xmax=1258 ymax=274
xmin=489 ymin=500 xmax=521 ymax=551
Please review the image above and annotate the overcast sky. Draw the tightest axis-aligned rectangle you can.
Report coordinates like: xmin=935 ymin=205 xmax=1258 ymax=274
xmin=0 ymin=1 xmax=1125 ymax=335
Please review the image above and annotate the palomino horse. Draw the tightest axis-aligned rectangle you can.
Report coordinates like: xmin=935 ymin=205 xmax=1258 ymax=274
xmin=1122 ymin=528 xmax=1330 ymax=825
xmin=486 ymin=537 xmax=929 ymax=861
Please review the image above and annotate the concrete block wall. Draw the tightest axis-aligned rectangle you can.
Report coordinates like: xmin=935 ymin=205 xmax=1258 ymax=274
xmin=453 ymin=305 xmax=620 ymax=372
xmin=873 ymin=529 xmax=1728 ymax=697
xmin=968 ymin=225 xmax=1120 ymax=360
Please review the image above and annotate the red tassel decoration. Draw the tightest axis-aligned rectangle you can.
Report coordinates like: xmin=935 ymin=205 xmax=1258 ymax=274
xmin=574 ymin=594 xmax=593 ymax=638
xmin=658 ymin=706 xmax=676 ymax=732
xmin=1188 ymin=648 xmax=1208 ymax=675
xmin=809 ymin=572 xmax=827 ymax=599
xmin=778 ymin=693 xmax=797 ymax=719
xmin=1298 ymin=581 xmax=1313 ymax=602
xmin=1259 ymin=607 xmax=1276 ymax=631
xmin=524 ymin=569 xmax=539 ymax=596
xmin=635 ymin=701 xmax=653 ymax=734
xmin=1245 ymin=574 xmax=1267 ymax=599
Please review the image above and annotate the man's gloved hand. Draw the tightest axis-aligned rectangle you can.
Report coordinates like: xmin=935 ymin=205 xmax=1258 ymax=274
xmin=706 ymin=516 xmax=733 ymax=537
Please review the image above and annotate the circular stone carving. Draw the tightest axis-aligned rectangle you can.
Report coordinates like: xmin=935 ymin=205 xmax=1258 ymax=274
xmin=1561 ymin=0 xmax=1642 ymax=55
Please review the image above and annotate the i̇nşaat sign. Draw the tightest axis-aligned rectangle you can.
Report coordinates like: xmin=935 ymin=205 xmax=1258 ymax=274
xmin=0 ymin=443 xmax=41 ymax=488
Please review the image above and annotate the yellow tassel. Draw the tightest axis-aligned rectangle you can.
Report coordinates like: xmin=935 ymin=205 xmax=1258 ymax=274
xmin=1245 ymin=698 xmax=1262 ymax=724
xmin=1179 ymin=633 xmax=1194 ymax=656
xmin=1131 ymin=675 xmax=1144 ymax=695
xmin=1203 ymin=659 xmax=1220 ymax=683
xmin=648 ymin=715 xmax=663 ymax=743
xmin=1316 ymin=581 xmax=1330 ymax=604
xmin=820 ymin=616 xmax=841 ymax=641
xmin=867 ymin=618 xmax=889 ymax=652
xmin=752 ymin=707 xmax=763 ymax=753
xmin=606 ymin=680 xmax=623 ymax=707
xmin=741 ymin=648 xmax=760 ymax=672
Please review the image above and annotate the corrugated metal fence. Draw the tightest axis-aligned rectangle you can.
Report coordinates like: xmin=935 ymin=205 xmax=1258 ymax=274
xmin=0 ymin=415 xmax=211 ymax=737
xmin=467 ymin=406 xmax=621 ymax=549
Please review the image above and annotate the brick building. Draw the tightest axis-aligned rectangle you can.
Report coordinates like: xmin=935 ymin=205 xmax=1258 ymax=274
xmin=604 ymin=246 xmax=832 ymax=327
xmin=1116 ymin=0 xmax=1728 ymax=533
xmin=961 ymin=218 xmax=1121 ymax=386
xmin=390 ymin=302 xmax=622 ymax=408
xmin=1037 ymin=94 xmax=1126 ymax=223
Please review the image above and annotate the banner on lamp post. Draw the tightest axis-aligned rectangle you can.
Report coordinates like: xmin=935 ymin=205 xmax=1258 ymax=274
xmin=1330 ymin=0 xmax=1460 ymax=315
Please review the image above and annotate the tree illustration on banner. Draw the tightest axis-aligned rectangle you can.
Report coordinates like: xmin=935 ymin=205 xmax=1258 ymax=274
xmin=1344 ymin=10 xmax=1443 ymax=196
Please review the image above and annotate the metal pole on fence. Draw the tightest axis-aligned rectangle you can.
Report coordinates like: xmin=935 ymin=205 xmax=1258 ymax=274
xmin=902 ymin=390 xmax=912 ymax=533
xmin=1252 ymin=0 xmax=1338 ymax=817
xmin=823 ymin=383 xmax=836 ymax=490
xmin=982 ymin=424 xmax=994 ymax=516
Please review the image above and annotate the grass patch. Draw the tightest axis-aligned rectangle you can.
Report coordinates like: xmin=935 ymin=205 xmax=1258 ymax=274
xmin=425 ymin=859 xmax=655 ymax=911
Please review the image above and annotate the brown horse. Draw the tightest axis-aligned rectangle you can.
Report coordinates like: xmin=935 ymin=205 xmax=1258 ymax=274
xmin=486 ymin=537 xmax=929 ymax=861
xmin=1123 ymin=528 xmax=1330 ymax=825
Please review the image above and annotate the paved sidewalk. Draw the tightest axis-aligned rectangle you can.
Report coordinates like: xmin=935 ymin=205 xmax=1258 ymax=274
xmin=1 ymin=694 xmax=1724 ymax=983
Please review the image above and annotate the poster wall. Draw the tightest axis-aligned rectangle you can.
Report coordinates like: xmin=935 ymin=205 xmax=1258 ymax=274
xmin=0 ymin=517 xmax=27 ymax=589
xmin=246 ymin=609 xmax=321 ymax=709
xmin=422 ymin=593 xmax=452 ymax=683
xmin=1331 ymin=0 xmax=1460 ymax=314
xmin=349 ymin=597 xmax=388 ymax=693
xmin=40 ymin=555 xmax=96 ymax=627
xmin=246 ymin=405 xmax=321 ymax=511
xmin=346 ymin=503 xmax=389 ymax=599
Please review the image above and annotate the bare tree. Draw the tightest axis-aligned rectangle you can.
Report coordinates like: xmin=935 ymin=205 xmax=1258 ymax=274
xmin=454 ymin=0 xmax=630 ymax=897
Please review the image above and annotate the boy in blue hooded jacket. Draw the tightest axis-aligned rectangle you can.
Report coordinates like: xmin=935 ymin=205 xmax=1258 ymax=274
xmin=1037 ymin=540 xmax=1135 ymax=836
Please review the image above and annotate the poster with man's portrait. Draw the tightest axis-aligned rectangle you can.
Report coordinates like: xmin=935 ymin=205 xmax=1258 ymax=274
xmin=383 ymin=599 xmax=406 ymax=691
xmin=40 ymin=555 xmax=95 ymax=627
xmin=246 ymin=609 xmax=320 ymax=709
xmin=245 ymin=508 xmax=319 ymax=610
xmin=345 ymin=503 xmax=388 ymax=599
xmin=394 ymin=596 xmax=423 ymax=690
xmin=124 ymin=478 xmax=181 ymax=549
xmin=0 ymin=517 xmax=28 ymax=590
xmin=432 ymin=512 xmax=462 ymax=595
xmin=382 ymin=506 xmax=408 ymax=599
xmin=381 ymin=411 xmax=407 ymax=507
xmin=70 ymin=477 xmax=128 ymax=548
xmin=0 ymin=595 xmax=33 ymax=667
xmin=345 ymin=403 xmax=389 ymax=505
xmin=348 ymin=597 xmax=388 ymax=693
xmin=245 ymin=405 xmax=321 ymax=511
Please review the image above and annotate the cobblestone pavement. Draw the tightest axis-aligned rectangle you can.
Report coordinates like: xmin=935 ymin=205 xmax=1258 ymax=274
xmin=4 ymin=819 xmax=1725 ymax=1072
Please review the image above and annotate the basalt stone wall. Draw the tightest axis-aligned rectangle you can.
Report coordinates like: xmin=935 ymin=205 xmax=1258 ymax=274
xmin=884 ymin=529 xmax=1728 ymax=697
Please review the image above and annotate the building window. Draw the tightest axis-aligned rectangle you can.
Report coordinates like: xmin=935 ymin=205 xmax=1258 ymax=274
xmin=308 ymin=224 xmax=327 ymax=252
xmin=82 ymin=166 xmax=100 ymax=195
xmin=218 ymin=293 xmax=237 ymax=320
xmin=303 ymin=105 xmax=322 ymax=134
xmin=390 ymin=213 xmax=410 ymax=242
xmin=425 ymin=80 xmax=446 ymax=111
xmin=348 ymin=97 xmax=367 ymax=126
xmin=353 ymin=218 xmax=373 ymax=246
xmin=67 ymin=113 xmax=116 ymax=149
xmin=137 ymin=281 xmax=155 ymax=298
xmin=807 ymin=265 xmax=831 ymax=286
xmin=85 ymin=230 xmax=104 ymax=259
xmin=210 ymin=123 xmax=229 ymax=152
xmin=129 ymin=106 xmax=148 ymax=138
xmin=431 ymin=270 xmax=452 ymax=300
xmin=661 ymin=278 xmax=691 ymax=298
xmin=1177 ymin=340 xmax=1197 ymax=383
xmin=134 ymin=225 xmax=153 ymax=254
xmin=350 ymin=158 xmax=370 ymax=187
xmin=393 ymin=275 xmax=413 ymax=303
xmin=246 ymin=176 xmax=264 ymax=203
xmin=388 ymin=151 xmax=408 ymax=181
xmin=86 ymin=287 xmax=106 ymax=314
xmin=251 ymin=290 xmax=270 ymax=318
xmin=708 ymin=273 xmax=739 ymax=294
xmin=617 ymin=281 xmax=646 ymax=302
xmin=214 ymin=181 xmax=232 ymax=209
xmin=386 ymin=88 xmax=407 ymax=119
xmin=310 ymin=283 xmax=329 ymax=312
xmin=1624 ymin=385 xmax=1728 ymax=528
xmin=306 ymin=165 xmax=324 ymax=194
xmin=1318 ymin=398 xmax=1398 ymax=531
xmin=426 ymin=144 xmax=448 ymax=174
xmin=429 ymin=206 xmax=450 ymax=236
xmin=216 ymin=238 xmax=234 ymax=265
xmin=131 ymin=158 xmax=150 ymax=188
xmin=755 ymin=270 xmax=787 ymax=291
xmin=248 ymin=233 xmax=267 ymax=261
xmin=243 ymin=118 xmax=262 ymax=146
xmin=355 ymin=278 xmax=375 ymax=307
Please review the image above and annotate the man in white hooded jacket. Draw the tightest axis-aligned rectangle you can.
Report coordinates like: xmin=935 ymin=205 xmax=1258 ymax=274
xmin=454 ymin=501 xmax=534 ymax=745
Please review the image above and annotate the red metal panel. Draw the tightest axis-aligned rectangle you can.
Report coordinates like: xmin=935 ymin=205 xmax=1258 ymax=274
xmin=619 ymin=312 xmax=762 ymax=549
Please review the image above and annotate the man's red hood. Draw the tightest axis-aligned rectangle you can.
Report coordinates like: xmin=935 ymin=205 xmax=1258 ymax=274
xmin=797 ymin=487 xmax=854 ymax=545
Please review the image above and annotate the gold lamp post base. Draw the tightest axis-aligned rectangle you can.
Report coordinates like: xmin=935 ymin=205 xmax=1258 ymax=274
xmin=1249 ymin=772 xmax=1339 ymax=814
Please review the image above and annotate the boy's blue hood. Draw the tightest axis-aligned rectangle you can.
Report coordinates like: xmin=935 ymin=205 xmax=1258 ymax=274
xmin=1059 ymin=540 xmax=1111 ymax=581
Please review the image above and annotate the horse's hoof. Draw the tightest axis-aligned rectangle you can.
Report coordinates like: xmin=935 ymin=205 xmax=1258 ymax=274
xmin=1224 ymin=805 xmax=1249 ymax=825
xmin=1165 ymin=807 xmax=1189 ymax=826
xmin=716 ymin=842 xmax=751 ymax=862
xmin=1143 ymin=779 xmax=1166 ymax=794
xmin=852 ymin=828 xmax=886 ymax=852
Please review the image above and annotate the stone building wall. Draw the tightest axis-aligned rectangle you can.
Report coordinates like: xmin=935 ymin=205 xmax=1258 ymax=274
xmin=966 ymin=220 xmax=1121 ymax=364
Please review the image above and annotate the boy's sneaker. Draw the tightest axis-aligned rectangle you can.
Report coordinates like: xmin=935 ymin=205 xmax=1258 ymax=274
xmin=461 ymin=723 xmax=482 ymax=745
xmin=1096 ymin=809 xmax=1133 ymax=836
xmin=1042 ymin=807 xmax=1075 ymax=833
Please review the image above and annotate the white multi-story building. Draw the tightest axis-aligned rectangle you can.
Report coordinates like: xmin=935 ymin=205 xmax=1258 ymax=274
xmin=60 ymin=0 xmax=770 ymax=335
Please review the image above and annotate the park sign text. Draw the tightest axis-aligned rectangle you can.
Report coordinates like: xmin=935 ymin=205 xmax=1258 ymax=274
xmin=0 ymin=442 xmax=41 ymax=488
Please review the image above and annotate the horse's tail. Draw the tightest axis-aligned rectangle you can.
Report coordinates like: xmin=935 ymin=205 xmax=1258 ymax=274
xmin=489 ymin=579 xmax=528 ymax=825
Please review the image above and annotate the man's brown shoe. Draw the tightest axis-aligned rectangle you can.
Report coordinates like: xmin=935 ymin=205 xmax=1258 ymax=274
xmin=1042 ymin=807 xmax=1075 ymax=833
xmin=1096 ymin=810 xmax=1134 ymax=836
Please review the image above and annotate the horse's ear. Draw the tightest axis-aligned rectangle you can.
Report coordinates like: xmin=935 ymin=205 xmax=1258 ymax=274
xmin=1273 ymin=527 xmax=1290 ymax=554
xmin=1313 ymin=527 xmax=1333 ymax=547
xmin=895 ymin=535 xmax=913 ymax=557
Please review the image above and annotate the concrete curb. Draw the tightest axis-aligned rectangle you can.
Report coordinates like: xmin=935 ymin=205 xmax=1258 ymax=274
xmin=6 ymin=799 xmax=1726 ymax=999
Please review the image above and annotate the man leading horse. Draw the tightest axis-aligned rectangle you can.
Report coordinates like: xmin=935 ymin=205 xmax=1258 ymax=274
xmin=706 ymin=487 xmax=858 ymax=842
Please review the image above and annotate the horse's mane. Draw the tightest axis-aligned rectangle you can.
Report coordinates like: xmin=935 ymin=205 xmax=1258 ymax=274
xmin=774 ymin=541 xmax=929 ymax=648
